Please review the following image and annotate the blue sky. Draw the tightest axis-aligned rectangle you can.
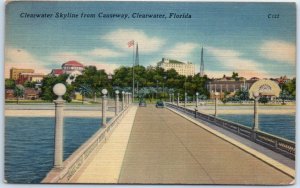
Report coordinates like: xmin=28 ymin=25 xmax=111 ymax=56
xmin=5 ymin=1 xmax=296 ymax=79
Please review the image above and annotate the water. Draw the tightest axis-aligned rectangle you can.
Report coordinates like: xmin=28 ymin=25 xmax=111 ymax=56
xmin=218 ymin=114 xmax=295 ymax=141
xmin=5 ymin=117 xmax=102 ymax=183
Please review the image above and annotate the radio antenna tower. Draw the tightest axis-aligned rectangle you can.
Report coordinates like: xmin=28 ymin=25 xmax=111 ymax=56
xmin=135 ymin=43 xmax=139 ymax=66
xmin=200 ymin=47 xmax=204 ymax=77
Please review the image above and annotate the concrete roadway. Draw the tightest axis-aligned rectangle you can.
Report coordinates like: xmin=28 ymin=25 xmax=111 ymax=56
xmin=117 ymin=105 xmax=293 ymax=184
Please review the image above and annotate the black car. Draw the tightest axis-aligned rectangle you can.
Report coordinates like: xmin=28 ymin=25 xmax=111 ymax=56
xmin=156 ymin=101 xmax=165 ymax=108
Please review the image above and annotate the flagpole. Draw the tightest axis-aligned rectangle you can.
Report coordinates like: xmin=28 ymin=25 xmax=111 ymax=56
xmin=132 ymin=42 xmax=135 ymax=101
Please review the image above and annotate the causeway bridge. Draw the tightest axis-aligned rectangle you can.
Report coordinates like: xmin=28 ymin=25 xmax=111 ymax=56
xmin=42 ymin=100 xmax=295 ymax=184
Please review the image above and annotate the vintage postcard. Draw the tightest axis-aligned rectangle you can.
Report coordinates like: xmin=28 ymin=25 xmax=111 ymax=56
xmin=4 ymin=0 xmax=296 ymax=185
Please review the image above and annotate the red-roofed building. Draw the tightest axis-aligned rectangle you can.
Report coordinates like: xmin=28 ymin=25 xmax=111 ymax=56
xmin=50 ymin=69 xmax=64 ymax=76
xmin=50 ymin=60 xmax=84 ymax=76
xmin=62 ymin=60 xmax=84 ymax=74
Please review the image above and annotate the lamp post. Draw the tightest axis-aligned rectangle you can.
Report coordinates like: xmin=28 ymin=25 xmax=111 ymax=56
xmin=122 ymin=91 xmax=125 ymax=110
xmin=253 ymin=92 xmax=260 ymax=132
xmin=163 ymin=76 xmax=167 ymax=99
xmin=53 ymin=83 xmax=66 ymax=169
xmin=128 ymin=93 xmax=131 ymax=105
xmin=184 ymin=92 xmax=187 ymax=107
xmin=196 ymin=92 xmax=199 ymax=109
xmin=156 ymin=80 xmax=158 ymax=99
xmin=172 ymin=93 xmax=174 ymax=104
xmin=102 ymin=88 xmax=108 ymax=127
xmin=177 ymin=93 xmax=180 ymax=106
xmin=125 ymin=92 xmax=128 ymax=106
xmin=214 ymin=92 xmax=220 ymax=117
xmin=115 ymin=90 xmax=119 ymax=115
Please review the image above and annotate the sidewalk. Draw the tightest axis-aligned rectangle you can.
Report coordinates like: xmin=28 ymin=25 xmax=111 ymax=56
xmin=70 ymin=106 xmax=138 ymax=183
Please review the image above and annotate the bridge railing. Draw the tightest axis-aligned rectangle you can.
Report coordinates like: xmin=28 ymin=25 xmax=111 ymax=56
xmin=166 ymin=103 xmax=295 ymax=160
xmin=42 ymin=105 xmax=131 ymax=183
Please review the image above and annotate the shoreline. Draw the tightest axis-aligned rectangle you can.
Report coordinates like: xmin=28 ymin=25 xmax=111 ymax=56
xmin=197 ymin=109 xmax=295 ymax=115
xmin=5 ymin=110 xmax=115 ymax=117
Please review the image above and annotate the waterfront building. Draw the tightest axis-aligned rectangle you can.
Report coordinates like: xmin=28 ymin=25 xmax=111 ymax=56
xmin=207 ymin=78 xmax=257 ymax=99
xmin=10 ymin=68 xmax=34 ymax=80
xmin=249 ymin=79 xmax=281 ymax=100
xmin=157 ymin=58 xmax=195 ymax=76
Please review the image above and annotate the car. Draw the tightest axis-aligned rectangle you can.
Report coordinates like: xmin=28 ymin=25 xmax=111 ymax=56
xmin=156 ymin=101 xmax=165 ymax=108
xmin=139 ymin=100 xmax=147 ymax=107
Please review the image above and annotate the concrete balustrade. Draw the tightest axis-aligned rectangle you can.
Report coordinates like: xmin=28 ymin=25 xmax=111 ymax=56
xmin=166 ymin=103 xmax=295 ymax=160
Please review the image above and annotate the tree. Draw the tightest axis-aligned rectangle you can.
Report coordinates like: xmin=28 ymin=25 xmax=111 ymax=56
xmin=74 ymin=66 xmax=109 ymax=101
xmin=78 ymin=85 xmax=91 ymax=104
xmin=280 ymin=90 xmax=288 ymax=105
xmin=40 ymin=74 xmax=73 ymax=102
xmin=24 ymin=81 xmax=37 ymax=88
xmin=259 ymin=96 xmax=269 ymax=104
xmin=14 ymin=85 xmax=24 ymax=104
xmin=282 ymin=78 xmax=296 ymax=98
xmin=5 ymin=79 xmax=15 ymax=89
xmin=232 ymin=72 xmax=239 ymax=81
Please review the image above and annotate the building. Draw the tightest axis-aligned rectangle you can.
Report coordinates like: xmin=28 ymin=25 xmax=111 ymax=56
xmin=62 ymin=60 xmax=84 ymax=74
xmin=17 ymin=73 xmax=45 ymax=84
xmin=50 ymin=60 xmax=84 ymax=76
xmin=24 ymin=88 xmax=40 ymax=100
xmin=10 ymin=68 xmax=34 ymax=80
xmin=270 ymin=76 xmax=290 ymax=85
xmin=5 ymin=89 xmax=15 ymax=100
xmin=249 ymin=79 xmax=281 ymax=100
xmin=157 ymin=58 xmax=195 ymax=76
xmin=207 ymin=78 xmax=257 ymax=99
xmin=50 ymin=69 xmax=64 ymax=76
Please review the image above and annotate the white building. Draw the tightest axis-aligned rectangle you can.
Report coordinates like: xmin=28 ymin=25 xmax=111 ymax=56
xmin=157 ymin=58 xmax=195 ymax=76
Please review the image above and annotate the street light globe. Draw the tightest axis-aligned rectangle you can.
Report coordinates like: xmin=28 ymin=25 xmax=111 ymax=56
xmin=122 ymin=91 xmax=125 ymax=94
xmin=185 ymin=92 xmax=187 ymax=96
xmin=53 ymin=83 xmax=66 ymax=97
xmin=196 ymin=92 xmax=199 ymax=96
xmin=115 ymin=90 xmax=119 ymax=94
xmin=215 ymin=92 xmax=220 ymax=96
xmin=253 ymin=91 xmax=260 ymax=98
xmin=102 ymin=88 xmax=108 ymax=95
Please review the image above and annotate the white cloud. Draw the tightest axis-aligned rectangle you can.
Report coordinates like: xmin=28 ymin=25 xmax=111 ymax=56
xmin=85 ymin=48 xmax=125 ymax=58
xmin=259 ymin=40 xmax=296 ymax=64
xmin=206 ymin=46 xmax=270 ymax=79
xmin=50 ymin=52 xmax=119 ymax=74
xmin=163 ymin=43 xmax=198 ymax=62
xmin=5 ymin=47 xmax=49 ymax=78
xmin=87 ymin=63 xmax=119 ymax=74
xmin=102 ymin=29 xmax=165 ymax=53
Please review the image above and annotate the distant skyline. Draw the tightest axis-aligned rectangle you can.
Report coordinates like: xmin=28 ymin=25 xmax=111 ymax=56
xmin=5 ymin=1 xmax=296 ymax=79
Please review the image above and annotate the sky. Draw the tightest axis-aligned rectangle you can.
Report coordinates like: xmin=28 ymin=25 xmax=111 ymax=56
xmin=4 ymin=1 xmax=296 ymax=79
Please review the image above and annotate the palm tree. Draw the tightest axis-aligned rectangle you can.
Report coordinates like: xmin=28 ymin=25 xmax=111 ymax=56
xmin=78 ymin=85 xmax=91 ymax=104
